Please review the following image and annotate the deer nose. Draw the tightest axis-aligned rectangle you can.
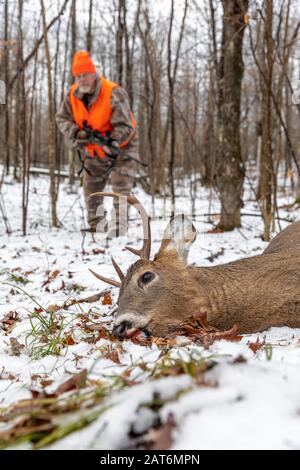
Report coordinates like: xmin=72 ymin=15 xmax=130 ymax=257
xmin=113 ymin=321 xmax=133 ymax=339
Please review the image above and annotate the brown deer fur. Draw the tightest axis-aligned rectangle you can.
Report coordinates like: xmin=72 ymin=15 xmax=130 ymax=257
xmin=90 ymin=193 xmax=300 ymax=339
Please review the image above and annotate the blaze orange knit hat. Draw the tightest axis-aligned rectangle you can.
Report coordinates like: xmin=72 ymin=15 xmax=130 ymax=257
xmin=72 ymin=51 xmax=96 ymax=76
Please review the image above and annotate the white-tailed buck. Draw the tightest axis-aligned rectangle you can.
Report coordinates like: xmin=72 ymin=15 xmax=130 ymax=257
xmin=90 ymin=192 xmax=300 ymax=339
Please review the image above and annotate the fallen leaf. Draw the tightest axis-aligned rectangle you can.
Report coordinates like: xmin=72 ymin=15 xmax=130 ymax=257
xmin=55 ymin=369 xmax=87 ymax=395
xmin=42 ymin=269 xmax=60 ymax=288
xmin=9 ymin=338 xmax=25 ymax=356
xmin=63 ymin=335 xmax=76 ymax=346
xmin=0 ymin=311 xmax=20 ymax=332
xmin=145 ymin=414 xmax=176 ymax=450
xmin=50 ymin=270 xmax=60 ymax=280
xmin=47 ymin=304 xmax=61 ymax=313
xmin=93 ymin=327 xmax=112 ymax=342
xmin=34 ymin=307 xmax=44 ymax=314
xmin=31 ymin=374 xmax=43 ymax=380
xmin=152 ymin=337 xmax=177 ymax=348
xmin=176 ymin=312 xmax=242 ymax=348
xmin=92 ymin=248 xmax=105 ymax=255
xmin=248 ymin=338 xmax=265 ymax=353
xmin=41 ymin=380 xmax=54 ymax=388
xmin=30 ymin=389 xmax=41 ymax=399
xmin=102 ymin=292 xmax=112 ymax=305
xmin=101 ymin=349 xmax=120 ymax=364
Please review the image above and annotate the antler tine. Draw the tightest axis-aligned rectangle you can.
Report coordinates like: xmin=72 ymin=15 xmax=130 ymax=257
xmin=125 ymin=246 xmax=142 ymax=257
xmin=111 ymin=256 xmax=125 ymax=281
xmin=90 ymin=191 xmax=151 ymax=260
xmin=89 ymin=268 xmax=121 ymax=288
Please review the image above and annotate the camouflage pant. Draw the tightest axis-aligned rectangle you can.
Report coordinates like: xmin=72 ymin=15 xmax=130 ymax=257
xmin=83 ymin=155 xmax=135 ymax=233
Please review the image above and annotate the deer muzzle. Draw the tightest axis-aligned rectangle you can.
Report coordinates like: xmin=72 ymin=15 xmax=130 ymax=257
xmin=113 ymin=320 xmax=137 ymax=340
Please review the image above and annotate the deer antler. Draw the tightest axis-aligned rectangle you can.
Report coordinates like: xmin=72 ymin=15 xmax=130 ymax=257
xmin=88 ymin=192 xmax=151 ymax=288
xmin=88 ymin=258 xmax=124 ymax=288
xmin=111 ymin=256 xmax=125 ymax=281
xmin=88 ymin=269 xmax=121 ymax=288
xmin=90 ymin=192 xmax=151 ymax=260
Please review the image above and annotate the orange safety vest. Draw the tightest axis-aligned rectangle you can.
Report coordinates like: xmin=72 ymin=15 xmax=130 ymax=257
xmin=69 ymin=76 xmax=136 ymax=158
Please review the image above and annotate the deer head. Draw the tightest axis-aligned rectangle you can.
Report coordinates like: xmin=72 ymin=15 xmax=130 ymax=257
xmin=89 ymin=192 xmax=202 ymax=339
xmin=90 ymin=193 xmax=300 ymax=338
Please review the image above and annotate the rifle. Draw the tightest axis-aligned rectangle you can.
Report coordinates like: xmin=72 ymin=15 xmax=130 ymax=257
xmin=75 ymin=123 xmax=147 ymax=176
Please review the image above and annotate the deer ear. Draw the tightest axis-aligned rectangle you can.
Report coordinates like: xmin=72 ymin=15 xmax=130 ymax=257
xmin=155 ymin=214 xmax=197 ymax=262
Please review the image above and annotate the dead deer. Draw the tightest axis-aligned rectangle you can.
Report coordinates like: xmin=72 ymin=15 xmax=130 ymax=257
xmin=89 ymin=192 xmax=300 ymax=339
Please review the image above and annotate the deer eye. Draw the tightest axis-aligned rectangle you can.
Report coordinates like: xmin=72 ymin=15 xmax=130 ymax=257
xmin=139 ymin=271 xmax=155 ymax=286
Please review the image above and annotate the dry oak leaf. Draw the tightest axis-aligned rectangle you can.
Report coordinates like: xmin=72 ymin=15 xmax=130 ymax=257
xmin=176 ymin=311 xmax=242 ymax=348
xmin=102 ymin=292 xmax=112 ymax=305
xmin=101 ymin=348 xmax=120 ymax=364
xmin=0 ymin=311 xmax=20 ymax=332
xmin=54 ymin=369 xmax=87 ymax=395
xmin=144 ymin=414 xmax=176 ymax=450
xmin=46 ymin=304 xmax=62 ymax=313
xmin=41 ymin=269 xmax=60 ymax=288
xmin=92 ymin=248 xmax=105 ymax=255
xmin=9 ymin=338 xmax=25 ymax=356
xmin=50 ymin=269 xmax=60 ymax=280
xmin=248 ymin=338 xmax=265 ymax=354
xmin=63 ymin=335 xmax=76 ymax=346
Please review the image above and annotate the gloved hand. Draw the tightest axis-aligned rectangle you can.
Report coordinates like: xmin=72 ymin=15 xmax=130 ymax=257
xmin=76 ymin=130 xmax=88 ymax=140
xmin=73 ymin=129 xmax=89 ymax=148
xmin=102 ymin=141 xmax=119 ymax=156
xmin=102 ymin=145 xmax=113 ymax=156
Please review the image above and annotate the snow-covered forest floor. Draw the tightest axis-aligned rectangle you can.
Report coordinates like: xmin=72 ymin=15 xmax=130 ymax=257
xmin=0 ymin=172 xmax=300 ymax=450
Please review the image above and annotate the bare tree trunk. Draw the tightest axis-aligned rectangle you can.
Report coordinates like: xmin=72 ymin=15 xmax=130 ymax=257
xmin=14 ymin=0 xmax=27 ymax=183
xmin=167 ymin=0 xmax=175 ymax=211
xmin=260 ymin=0 xmax=274 ymax=241
xmin=34 ymin=66 xmax=45 ymax=167
xmin=202 ymin=74 xmax=216 ymax=186
xmin=123 ymin=0 xmax=132 ymax=106
xmin=116 ymin=0 xmax=124 ymax=85
xmin=59 ymin=10 xmax=71 ymax=170
xmin=8 ymin=0 xmax=69 ymax=94
xmin=23 ymin=48 xmax=39 ymax=236
xmin=86 ymin=0 xmax=93 ymax=53
xmin=68 ymin=0 xmax=77 ymax=187
xmin=138 ymin=5 xmax=162 ymax=198
xmin=202 ymin=0 xmax=219 ymax=187
xmin=17 ymin=0 xmax=28 ymax=235
xmin=54 ymin=13 xmax=62 ymax=175
xmin=127 ymin=0 xmax=141 ymax=109
xmin=167 ymin=0 xmax=188 ymax=213
xmin=4 ymin=0 xmax=10 ymax=175
xmin=216 ymin=0 xmax=248 ymax=231
xmin=285 ymin=78 xmax=297 ymax=196
xmin=40 ymin=0 xmax=59 ymax=227
xmin=272 ymin=0 xmax=291 ymax=229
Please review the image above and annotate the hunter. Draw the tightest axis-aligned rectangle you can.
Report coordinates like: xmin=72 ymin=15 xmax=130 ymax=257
xmin=55 ymin=50 xmax=138 ymax=236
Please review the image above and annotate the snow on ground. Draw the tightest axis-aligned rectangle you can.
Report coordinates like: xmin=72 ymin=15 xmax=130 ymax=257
xmin=0 ymin=172 xmax=300 ymax=450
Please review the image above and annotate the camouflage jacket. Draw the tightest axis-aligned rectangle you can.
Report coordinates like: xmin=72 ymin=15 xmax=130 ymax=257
xmin=55 ymin=75 xmax=139 ymax=159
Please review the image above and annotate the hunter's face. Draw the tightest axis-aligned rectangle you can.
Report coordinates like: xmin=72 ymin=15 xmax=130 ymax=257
xmin=75 ymin=73 xmax=97 ymax=94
